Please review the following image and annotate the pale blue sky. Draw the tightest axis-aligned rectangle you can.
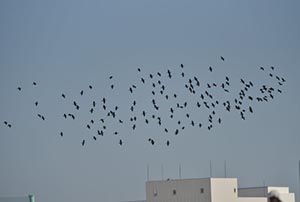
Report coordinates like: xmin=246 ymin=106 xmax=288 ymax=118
xmin=1 ymin=1 xmax=300 ymax=202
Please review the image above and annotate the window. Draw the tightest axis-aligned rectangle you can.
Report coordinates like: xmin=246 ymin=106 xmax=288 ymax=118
xmin=200 ymin=188 xmax=204 ymax=193
xmin=153 ymin=192 xmax=157 ymax=197
xmin=234 ymin=188 xmax=236 ymax=193
xmin=173 ymin=189 xmax=176 ymax=195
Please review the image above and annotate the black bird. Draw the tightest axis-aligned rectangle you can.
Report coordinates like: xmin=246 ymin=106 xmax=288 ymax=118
xmin=181 ymin=64 xmax=184 ymax=68
xmin=93 ymin=136 xmax=97 ymax=141
xmin=270 ymin=66 xmax=275 ymax=70
xmin=62 ymin=94 xmax=66 ymax=98
xmin=82 ymin=140 xmax=85 ymax=146
xmin=60 ymin=132 xmax=63 ymax=137
xmin=110 ymin=84 xmax=114 ymax=89
xmin=166 ymin=140 xmax=170 ymax=146
xmin=90 ymin=108 xmax=94 ymax=114
xmin=209 ymin=66 xmax=212 ymax=72
xmin=97 ymin=130 xmax=104 ymax=136
xmin=63 ymin=114 xmax=67 ymax=119
xmin=33 ymin=82 xmax=37 ymax=86
xmin=93 ymin=101 xmax=96 ymax=107
xmin=109 ymin=75 xmax=113 ymax=79
xmin=119 ymin=139 xmax=123 ymax=145
xmin=137 ymin=68 xmax=141 ymax=72
xmin=175 ymin=129 xmax=179 ymax=135
xmin=220 ymin=56 xmax=225 ymax=61
xmin=249 ymin=106 xmax=253 ymax=113
xmin=18 ymin=87 xmax=21 ymax=91
xmin=260 ymin=67 xmax=264 ymax=71
xmin=149 ymin=74 xmax=153 ymax=79
xmin=4 ymin=121 xmax=7 ymax=125
xmin=87 ymin=124 xmax=91 ymax=129
xmin=141 ymin=78 xmax=145 ymax=83
xmin=80 ymin=90 xmax=83 ymax=96
xmin=35 ymin=101 xmax=38 ymax=106
xmin=129 ymin=87 xmax=133 ymax=93
xmin=89 ymin=85 xmax=93 ymax=89
xmin=7 ymin=124 xmax=11 ymax=128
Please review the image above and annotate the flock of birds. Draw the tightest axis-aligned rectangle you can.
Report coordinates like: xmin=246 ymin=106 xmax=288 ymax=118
xmin=3 ymin=56 xmax=286 ymax=147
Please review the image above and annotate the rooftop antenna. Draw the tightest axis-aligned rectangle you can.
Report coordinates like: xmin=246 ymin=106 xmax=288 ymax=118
xmin=161 ymin=164 xmax=164 ymax=180
xmin=210 ymin=160 xmax=212 ymax=178
xmin=147 ymin=164 xmax=149 ymax=181
xmin=179 ymin=164 xmax=182 ymax=179
xmin=224 ymin=160 xmax=227 ymax=178
xmin=298 ymin=160 xmax=300 ymax=202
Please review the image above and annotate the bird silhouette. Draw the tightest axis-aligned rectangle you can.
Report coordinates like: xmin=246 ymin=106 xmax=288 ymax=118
xmin=220 ymin=56 xmax=225 ymax=61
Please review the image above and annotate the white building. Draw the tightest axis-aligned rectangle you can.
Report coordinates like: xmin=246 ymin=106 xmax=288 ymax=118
xmin=145 ymin=178 xmax=295 ymax=202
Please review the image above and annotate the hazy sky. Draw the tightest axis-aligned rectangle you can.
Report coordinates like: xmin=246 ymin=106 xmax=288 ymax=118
xmin=1 ymin=1 xmax=300 ymax=202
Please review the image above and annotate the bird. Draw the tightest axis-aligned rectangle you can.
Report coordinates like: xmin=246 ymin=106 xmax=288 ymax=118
xmin=89 ymin=85 xmax=93 ymax=89
xmin=109 ymin=75 xmax=113 ymax=79
xmin=35 ymin=101 xmax=38 ymax=106
xmin=61 ymin=94 xmax=66 ymax=98
xmin=63 ymin=114 xmax=67 ymax=119
xmin=4 ymin=121 xmax=7 ymax=125
xmin=166 ymin=140 xmax=170 ymax=146
xmin=119 ymin=139 xmax=123 ymax=146
xmin=17 ymin=87 xmax=21 ymax=91
xmin=93 ymin=136 xmax=97 ymax=141
xmin=181 ymin=64 xmax=184 ymax=68
xmin=33 ymin=82 xmax=37 ymax=86
xmin=209 ymin=66 xmax=212 ymax=72
xmin=82 ymin=140 xmax=85 ymax=146
xmin=137 ymin=68 xmax=141 ymax=72
xmin=249 ymin=106 xmax=253 ymax=113
xmin=220 ymin=56 xmax=225 ymax=61
xmin=80 ymin=90 xmax=83 ymax=95
xmin=60 ymin=132 xmax=63 ymax=137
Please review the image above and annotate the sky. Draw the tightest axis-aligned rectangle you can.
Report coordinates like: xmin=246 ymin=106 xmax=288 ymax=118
xmin=0 ymin=1 xmax=300 ymax=202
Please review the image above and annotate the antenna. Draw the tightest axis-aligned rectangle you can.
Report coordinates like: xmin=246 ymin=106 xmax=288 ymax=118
xmin=147 ymin=164 xmax=149 ymax=181
xmin=161 ymin=164 xmax=164 ymax=180
xmin=210 ymin=160 xmax=212 ymax=177
xmin=224 ymin=160 xmax=227 ymax=178
xmin=298 ymin=160 xmax=300 ymax=202
xmin=179 ymin=164 xmax=182 ymax=179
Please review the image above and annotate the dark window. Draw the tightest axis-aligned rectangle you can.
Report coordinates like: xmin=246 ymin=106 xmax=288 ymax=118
xmin=234 ymin=188 xmax=236 ymax=193
xmin=173 ymin=189 xmax=176 ymax=195
xmin=200 ymin=188 xmax=204 ymax=193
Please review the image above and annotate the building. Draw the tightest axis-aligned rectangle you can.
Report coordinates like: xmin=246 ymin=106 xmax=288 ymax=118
xmin=0 ymin=195 xmax=35 ymax=202
xmin=145 ymin=178 xmax=295 ymax=202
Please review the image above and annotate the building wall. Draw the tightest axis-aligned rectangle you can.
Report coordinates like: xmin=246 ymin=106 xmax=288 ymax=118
xmin=237 ymin=197 xmax=267 ymax=202
xmin=146 ymin=178 xmax=211 ymax=202
xmin=238 ymin=187 xmax=268 ymax=197
xmin=210 ymin=178 xmax=238 ymax=202
xmin=0 ymin=197 xmax=31 ymax=202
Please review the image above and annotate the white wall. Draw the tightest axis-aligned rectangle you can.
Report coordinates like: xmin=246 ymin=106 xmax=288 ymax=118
xmin=237 ymin=197 xmax=267 ymax=202
xmin=210 ymin=178 xmax=238 ymax=202
xmin=146 ymin=178 xmax=211 ymax=202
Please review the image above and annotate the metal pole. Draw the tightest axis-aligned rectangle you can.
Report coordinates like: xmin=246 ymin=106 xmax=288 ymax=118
xmin=210 ymin=160 xmax=212 ymax=177
xmin=179 ymin=164 xmax=182 ymax=179
xmin=147 ymin=164 xmax=149 ymax=181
